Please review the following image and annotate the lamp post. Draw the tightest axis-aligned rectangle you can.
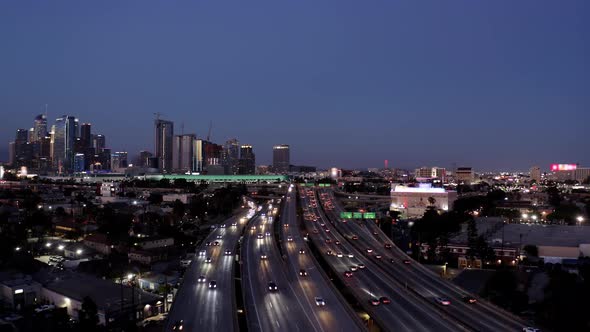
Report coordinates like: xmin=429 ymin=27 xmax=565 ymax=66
xmin=577 ymin=216 xmax=584 ymax=226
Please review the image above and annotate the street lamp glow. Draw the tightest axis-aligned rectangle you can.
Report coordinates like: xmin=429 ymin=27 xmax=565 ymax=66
xmin=76 ymin=249 xmax=82 ymax=255
xmin=127 ymin=274 xmax=134 ymax=280
xmin=531 ymin=215 xmax=538 ymax=221
xmin=577 ymin=216 xmax=584 ymax=222
xmin=522 ymin=213 xmax=528 ymax=219
xmin=45 ymin=243 xmax=52 ymax=248
xmin=15 ymin=247 xmax=21 ymax=251
xmin=58 ymin=245 xmax=65 ymax=250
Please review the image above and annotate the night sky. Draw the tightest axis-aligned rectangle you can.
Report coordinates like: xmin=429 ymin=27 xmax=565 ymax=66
xmin=1 ymin=1 xmax=588 ymax=171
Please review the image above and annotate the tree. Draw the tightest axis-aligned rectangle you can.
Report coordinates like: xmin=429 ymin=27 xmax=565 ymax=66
xmin=172 ymin=199 xmax=185 ymax=218
xmin=546 ymin=203 xmax=582 ymax=225
xmin=523 ymin=244 xmax=538 ymax=257
xmin=147 ymin=193 xmax=163 ymax=205
xmin=78 ymin=296 xmax=99 ymax=332
xmin=427 ymin=196 xmax=436 ymax=206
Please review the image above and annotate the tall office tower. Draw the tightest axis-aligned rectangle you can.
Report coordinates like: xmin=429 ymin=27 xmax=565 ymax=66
xmin=238 ymin=145 xmax=256 ymax=175
xmin=32 ymin=114 xmax=47 ymax=143
xmin=50 ymin=115 xmax=77 ymax=173
xmin=74 ymin=153 xmax=85 ymax=173
xmin=92 ymin=134 xmax=106 ymax=153
xmin=173 ymin=134 xmax=195 ymax=173
xmin=154 ymin=119 xmax=174 ymax=173
xmin=111 ymin=152 xmax=128 ymax=172
xmin=14 ymin=129 xmax=32 ymax=167
xmin=8 ymin=142 xmax=15 ymax=166
xmin=530 ymin=166 xmax=541 ymax=183
xmin=80 ymin=123 xmax=92 ymax=148
xmin=272 ymin=144 xmax=290 ymax=173
xmin=223 ymin=138 xmax=240 ymax=175
xmin=137 ymin=150 xmax=153 ymax=168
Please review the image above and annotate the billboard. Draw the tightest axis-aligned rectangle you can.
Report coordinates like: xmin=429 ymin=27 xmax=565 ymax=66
xmin=352 ymin=212 xmax=363 ymax=219
xmin=551 ymin=164 xmax=577 ymax=171
xmin=363 ymin=212 xmax=376 ymax=219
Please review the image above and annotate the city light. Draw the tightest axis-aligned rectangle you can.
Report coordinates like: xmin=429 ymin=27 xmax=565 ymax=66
xmin=522 ymin=213 xmax=528 ymax=219
xmin=46 ymin=243 xmax=52 ymax=248
xmin=76 ymin=249 xmax=83 ymax=255
xmin=58 ymin=245 xmax=65 ymax=250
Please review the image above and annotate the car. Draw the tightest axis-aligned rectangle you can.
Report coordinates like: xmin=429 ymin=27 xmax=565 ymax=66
xmin=312 ymin=229 xmax=319 ymax=234
xmin=283 ymin=223 xmax=289 ymax=228
xmin=197 ymin=275 xmax=206 ymax=283
xmin=216 ymin=235 xmax=223 ymax=239
xmin=220 ymin=224 xmax=226 ymax=228
xmin=265 ymin=231 xmax=271 ymax=237
xmin=384 ymin=243 xmax=392 ymax=249
xmin=326 ymin=250 xmax=333 ymax=256
xmin=389 ymin=258 xmax=396 ymax=263
xmin=350 ymin=265 xmax=358 ymax=271
xmin=325 ymin=239 xmax=332 ymax=244
xmin=522 ymin=328 xmax=540 ymax=332
xmin=373 ymin=231 xmax=378 ymax=235
xmin=315 ymin=297 xmax=326 ymax=306
xmin=199 ymin=250 xmax=206 ymax=256
xmin=287 ymin=235 xmax=293 ymax=242
xmin=205 ymin=257 xmax=212 ymax=263
xmin=366 ymin=248 xmax=373 ymax=253
xmin=213 ymin=241 xmax=220 ymax=246
xmin=463 ymin=296 xmax=477 ymax=304
xmin=368 ymin=298 xmax=380 ymax=306
xmin=379 ymin=296 xmax=391 ymax=304
xmin=257 ymin=234 xmax=264 ymax=239
xmin=335 ymin=240 xmax=341 ymax=245
xmin=347 ymin=253 xmax=354 ymax=258
xmin=403 ymin=259 xmax=411 ymax=264
xmin=231 ymin=222 xmax=237 ymax=227
xmin=299 ymin=269 xmax=308 ymax=276
xmin=351 ymin=235 xmax=358 ymax=240
xmin=374 ymin=254 xmax=382 ymax=260
xmin=172 ymin=320 xmax=184 ymax=330
xmin=268 ymin=281 xmax=278 ymax=292
xmin=299 ymin=249 xmax=305 ymax=254
xmin=205 ymin=242 xmax=212 ymax=246
xmin=251 ymin=226 xmax=257 ymax=230
xmin=208 ymin=280 xmax=217 ymax=289
xmin=358 ymin=264 xmax=366 ymax=269
xmin=344 ymin=271 xmax=353 ymax=278
xmin=337 ymin=252 xmax=343 ymax=258
xmin=435 ymin=297 xmax=451 ymax=306
xmin=224 ymin=250 xmax=232 ymax=255
xmin=260 ymin=254 xmax=268 ymax=260
xmin=320 ymin=223 xmax=325 ymax=227
xmin=325 ymin=229 xmax=330 ymax=233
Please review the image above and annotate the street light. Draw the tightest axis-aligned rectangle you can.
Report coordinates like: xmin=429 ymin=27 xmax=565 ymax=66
xmin=76 ymin=249 xmax=83 ymax=255
xmin=577 ymin=216 xmax=584 ymax=226
xmin=58 ymin=245 xmax=65 ymax=250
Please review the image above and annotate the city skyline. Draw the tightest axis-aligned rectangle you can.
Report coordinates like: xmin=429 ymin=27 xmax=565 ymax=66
xmin=1 ymin=1 xmax=588 ymax=170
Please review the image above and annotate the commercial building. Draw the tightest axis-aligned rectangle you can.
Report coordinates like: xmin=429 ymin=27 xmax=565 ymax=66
xmin=272 ymin=144 xmax=290 ymax=173
xmin=238 ymin=145 xmax=256 ymax=175
xmin=414 ymin=167 xmax=446 ymax=181
xmin=222 ymin=138 xmax=240 ymax=175
xmin=32 ymin=114 xmax=48 ymax=143
xmin=455 ymin=167 xmax=475 ymax=184
xmin=137 ymin=151 xmax=153 ymax=168
xmin=390 ymin=183 xmax=457 ymax=218
xmin=154 ymin=119 xmax=174 ymax=173
xmin=110 ymin=152 xmax=128 ymax=173
xmin=173 ymin=134 xmax=195 ymax=173
xmin=50 ymin=115 xmax=77 ymax=173
xmin=92 ymin=134 xmax=106 ymax=153
xmin=530 ymin=166 xmax=541 ymax=183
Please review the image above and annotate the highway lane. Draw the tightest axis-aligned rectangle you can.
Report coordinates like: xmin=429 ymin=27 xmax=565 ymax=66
xmin=319 ymin=189 xmax=529 ymax=332
xmin=165 ymin=207 xmax=254 ymax=332
xmin=299 ymin=187 xmax=461 ymax=332
xmin=281 ymin=187 xmax=364 ymax=332
xmin=242 ymin=202 xmax=318 ymax=332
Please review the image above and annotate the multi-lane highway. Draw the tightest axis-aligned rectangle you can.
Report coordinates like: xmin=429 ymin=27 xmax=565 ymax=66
xmin=280 ymin=187 xmax=364 ymax=332
xmin=300 ymin=186 xmax=462 ymax=332
xmin=318 ymin=188 xmax=529 ymax=332
xmin=242 ymin=202 xmax=321 ymax=332
xmin=165 ymin=207 xmax=254 ymax=332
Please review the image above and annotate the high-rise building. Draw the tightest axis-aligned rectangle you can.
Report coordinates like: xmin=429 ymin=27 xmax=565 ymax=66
xmin=32 ymin=114 xmax=47 ymax=143
xmin=222 ymin=138 xmax=240 ymax=175
xmin=193 ymin=139 xmax=206 ymax=173
xmin=93 ymin=134 xmax=106 ymax=153
xmin=272 ymin=144 xmax=290 ymax=173
xmin=80 ymin=123 xmax=92 ymax=148
xmin=137 ymin=151 xmax=153 ymax=168
xmin=14 ymin=129 xmax=32 ymax=167
xmin=8 ymin=142 xmax=15 ymax=166
xmin=414 ymin=167 xmax=446 ymax=182
xmin=173 ymin=134 xmax=195 ymax=173
xmin=154 ymin=119 xmax=174 ymax=172
xmin=238 ymin=145 xmax=256 ymax=175
xmin=111 ymin=152 xmax=128 ymax=172
xmin=74 ymin=153 xmax=85 ymax=173
xmin=530 ymin=166 xmax=541 ymax=183
xmin=50 ymin=115 xmax=77 ymax=173
xmin=455 ymin=167 xmax=475 ymax=184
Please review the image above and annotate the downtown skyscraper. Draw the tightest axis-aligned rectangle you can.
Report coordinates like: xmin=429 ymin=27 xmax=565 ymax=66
xmin=272 ymin=144 xmax=290 ymax=173
xmin=154 ymin=119 xmax=174 ymax=173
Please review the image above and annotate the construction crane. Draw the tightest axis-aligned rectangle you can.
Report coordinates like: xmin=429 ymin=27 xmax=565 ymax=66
xmin=154 ymin=112 xmax=163 ymax=121
xmin=207 ymin=121 xmax=212 ymax=141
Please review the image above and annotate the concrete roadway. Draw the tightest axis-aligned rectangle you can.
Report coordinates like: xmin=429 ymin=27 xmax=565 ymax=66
xmin=242 ymin=202 xmax=319 ymax=332
xmin=300 ymin=187 xmax=462 ymax=332
xmin=280 ymin=187 xmax=364 ymax=332
xmin=165 ymin=207 xmax=254 ymax=332
xmin=320 ymin=189 xmax=529 ymax=332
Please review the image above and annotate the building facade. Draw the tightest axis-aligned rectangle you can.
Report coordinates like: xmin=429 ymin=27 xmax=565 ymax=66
xmin=390 ymin=183 xmax=457 ymax=218
xmin=272 ymin=144 xmax=290 ymax=173
xmin=154 ymin=119 xmax=174 ymax=173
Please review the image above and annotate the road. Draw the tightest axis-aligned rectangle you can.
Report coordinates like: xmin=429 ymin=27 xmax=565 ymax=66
xmin=318 ymin=189 xmax=530 ymax=332
xmin=280 ymin=187 xmax=364 ymax=332
xmin=299 ymin=186 xmax=462 ymax=332
xmin=242 ymin=201 xmax=319 ymax=332
xmin=165 ymin=206 xmax=255 ymax=332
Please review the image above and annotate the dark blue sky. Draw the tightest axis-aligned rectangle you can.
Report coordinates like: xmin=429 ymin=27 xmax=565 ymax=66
xmin=1 ymin=1 xmax=588 ymax=171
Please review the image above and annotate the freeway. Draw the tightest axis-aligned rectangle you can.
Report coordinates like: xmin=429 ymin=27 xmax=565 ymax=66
xmin=165 ymin=205 xmax=255 ymax=332
xmin=242 ymin=201 xmax=319 ymax=332
xmin=299 ymin=186 xmax=462 ymax=332
xmin=280 ymin=186 xmax=364 ymax=332
xmin=319 ymin=189 xmax=530 ymax=332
